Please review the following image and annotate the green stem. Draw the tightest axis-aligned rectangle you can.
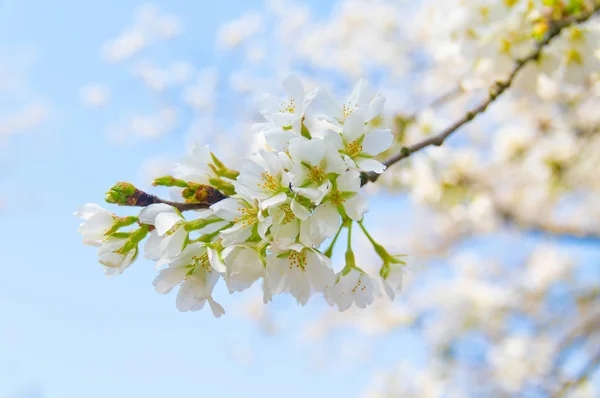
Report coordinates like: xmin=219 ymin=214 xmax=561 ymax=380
xmin=184 ymin=217 xmax=223 ymax=232
xmin=189 ymin=223 xmax=232 ymax=243
xmin=358 ymin=220 xmax=377 ymax=247
xmin=347 ymin=221 xmax=353 ymax=251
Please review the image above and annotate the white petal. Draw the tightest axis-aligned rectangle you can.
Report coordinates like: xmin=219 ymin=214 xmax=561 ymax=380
xmin=139 ymin=204 xmax=177 ymax=225
xmin=305 ymin=250 xmax=335 ymax=291
xmin=313 ymin=202 xmax=341 ymax=237
xmin=263 ymin=125 xmax=296 ymax=151
xmin=153 ymin=267 xmax=188 ymax=294
xmin=342 ymin=110 xmax=365 ymax=141
xmin=257 ymin=93 xmax=281 ymax=118
xmin=349 ymin=79 xmax=373 ymax=106
xmin=322 ymin=130 xmax=344 ymax=151
xmin=356 ymin=157 xmax=386 ymax=174
xmin=294 ymin=181 xmax=331 ymax=205
xmin=155 ymin=212 xmax=183 ymax=236
xmin=291 ymin=198 xmax=311 ymax=220
xmin=210 ymin=198 xmax=243 ymax=221
xmin=383 ymin=280 xmax=395 ymax=300
xmin=257 ymin=217 xmax=272 ymax=241
xmin=323 ymin=148 xmax=348 ymax=175
xmin=260 ymin=192 xmax=288 ymax=210
xmin=362 ymin=129 xmax=393 ymax=156
xmin=208 ymin=297 xmax=225 ymax=318
xmin=208 ymin=248 xmax=226 ymax=273
xmin=344 ymin=194 xmax=369 ymax=221
xmin=282 ymin=75 xmax=305 ymax=113
xmin=74 ymin=203 xmax=105 ymax=219
xmin=220 ymin=223 xmax=253 ymax=246
xmin=290 ymin=137 xmax=326 ymax=166
xmin=78 ymin=212 xmax=114 ymax=241
xmin=161 ymin=227 xmax=188 ymax=258
xmin=144 ymin=230 xmax=162 ymax=260
xmin=336 ymin=170 xmax=361 ymax=193
xmin=313 ymin=88 xmax=344 ymax=121
xmin=367 ymin=94 xmax=385 ymax=121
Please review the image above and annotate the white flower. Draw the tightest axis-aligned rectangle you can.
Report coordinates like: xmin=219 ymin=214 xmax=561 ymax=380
xmin=153 ymin=242 xmax=226 ymax=317
xmin=256 ymin=75 xmax=319 ymax=150
xmin=234 ymin=150 xmax=290 ymax=210
xmin=318 ymin=78 xmax=385 ymax=125
xmin=172 ymin=144 xmax=215 ymax=184
xmin=324 ymin=110 xmax=392 ymax=173
xmin=97 ymin=237 xmax=137 ymax=276
xmin=326 ymin=268 xmax=379 ymax=311
xmin=75 ymin=203 xmax=115 ymax=246
xmin=266 ymin=245 xmax=335 ymax=305
xmin=288 ymin=137 xmax=347 ymax=204
xmin=313 ymin=171 xmax=368 ymax=240
xmin=268 ymin=199 xmax=326 ymax=249
xmin=382 ymin=264 xmax=406 ymax=300
xmin=211 ymin=197 xmax=270 ymax=246
xmin=222 ymin=245 xmax=271 ymax=303
xmin=139 ymin=204 xmax=188 ymax=259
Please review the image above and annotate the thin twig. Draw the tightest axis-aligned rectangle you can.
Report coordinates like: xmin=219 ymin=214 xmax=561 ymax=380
xmin=362 ymin=4 xmax=600 ymax=186
xmin=128 ymin=188 xmax=213 ymax=212
xmin=494 ymin=202 xmax=600 ymax=240
xmin=554 ymin=348 xmax=600 ymax=397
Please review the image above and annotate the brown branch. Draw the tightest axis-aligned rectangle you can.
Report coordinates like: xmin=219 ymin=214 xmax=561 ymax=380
xmin=555 ymin=348 xmax=600 ymax=397
xmin=123 ymin=188 xmax=218 ymax=212
xmin=362 ymin=4 xmax=600 ymax=186
xmin=133 ymin=189 xmax=213 ymax=212
xmin=494 ymin=202 xmax=600 ymax=240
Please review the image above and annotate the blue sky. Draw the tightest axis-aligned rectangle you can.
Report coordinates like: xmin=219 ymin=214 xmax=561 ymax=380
xmin=4 ymin=1 xmax=600 ymax=397
xmin=0 ymin=1 xmax=422 ymax=397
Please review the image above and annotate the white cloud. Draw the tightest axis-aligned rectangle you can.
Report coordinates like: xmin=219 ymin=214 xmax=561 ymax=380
xmin=102 ymin=4 xmax=182 ymax=63
xmin=0 ymin=103 xmax=51 ymax=137
xmin=106 ymin=107 xmax=178 ymax=144
xmin=80 ymin=83 xmax=110 ymax=107
xmin=217 ymin=12 xmax=263 ymax=50
xmin=134 ymin=60 xmax=192 ymax=92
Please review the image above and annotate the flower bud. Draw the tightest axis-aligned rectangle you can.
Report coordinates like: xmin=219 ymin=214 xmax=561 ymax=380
xmin=105 ymin=182 xmax=137 ymax=205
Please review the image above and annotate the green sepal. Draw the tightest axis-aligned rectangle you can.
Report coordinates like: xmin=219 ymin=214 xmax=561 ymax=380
xmin=104 ymin=216 xmax=138 ymax=236
xmin=208 ymin=177 xmax=236 ymax=196
xmin=116 ymin=224 xmax=149 ymax=255
xmin=301 ymin=122 xmax=312 ymax=139
xmin=152 ymin=176 xmax=189 ymax=188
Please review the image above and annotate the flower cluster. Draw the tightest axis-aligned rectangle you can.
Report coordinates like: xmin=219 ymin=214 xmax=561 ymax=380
xmin=76 ymin=76 xmax=406 ymax=317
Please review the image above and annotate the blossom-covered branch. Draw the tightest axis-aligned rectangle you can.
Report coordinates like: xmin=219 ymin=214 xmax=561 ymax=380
xmin=363 ymin=2 xmax=600 ymax=185
xmin=77 ymin=76 xmax=405 ymax=316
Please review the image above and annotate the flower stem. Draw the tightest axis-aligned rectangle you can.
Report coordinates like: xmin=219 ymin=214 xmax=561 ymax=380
xmin=347 ymin=221 xmax=353 ymax=251
xmin=357 ymin=220 xmax=377 ymax=247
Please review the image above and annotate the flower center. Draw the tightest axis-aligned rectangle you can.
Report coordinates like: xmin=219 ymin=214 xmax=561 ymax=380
xmin=258 ymin=171 xmax=280 ymax=192
xmin=192 ymin=253 xmax=211 ymax=273
xmin=288 ymin=250 xmax=306 ymax=271
xmin=352 ymin=277 xmax=367 ymax=293
xmin=279 ymin=99 xmax=296 ymax=114
xmin=328 ymin=189 xmax=344 ymax=207
xmin=280 ymin=204 xmax=296 ymax=225
xmin=346 ymin=138 xmax=363 ymax=157
xmin=233 ymin=206 xmax=258 ymax=227
xmin=342 ymin=102 xmax=358 ymax=118
xmin=307 ymin=165 xmax=326 ymax=184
